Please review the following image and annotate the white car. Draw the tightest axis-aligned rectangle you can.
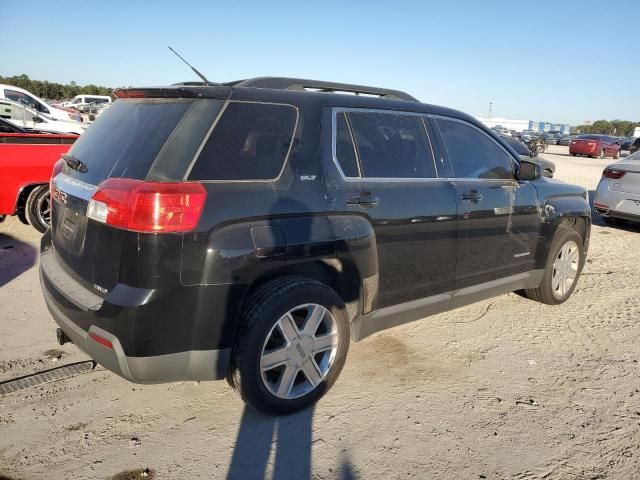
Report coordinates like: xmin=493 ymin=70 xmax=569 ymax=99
xmin=0 ymin=84 xmax=80 ymax=122
xmin=0 ymin=99 xmax=87 ymax=135
xmin=63 ymin=94 xmax=112 ymax=110
xmin=594 ymin=150 xmax=640 ymax=225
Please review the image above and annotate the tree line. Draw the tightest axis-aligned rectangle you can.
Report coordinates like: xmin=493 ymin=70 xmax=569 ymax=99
xmin=574 ymin=119 xmax=640 ymax=137
xmin=0 ymin=74 xmax=115 ymax=100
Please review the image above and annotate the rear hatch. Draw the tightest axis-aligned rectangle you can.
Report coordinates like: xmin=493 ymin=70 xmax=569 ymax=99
xmin=51 ymin=92 xmax=226 ymax=293
xmin=608 ymin=159 xmax=640 ymax=194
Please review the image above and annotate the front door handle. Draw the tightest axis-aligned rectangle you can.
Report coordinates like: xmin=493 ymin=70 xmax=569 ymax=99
xmin=461 ymin=190 xmax=483 ymax=202
xmin=347 ymin=193 xmax=380 ymax=208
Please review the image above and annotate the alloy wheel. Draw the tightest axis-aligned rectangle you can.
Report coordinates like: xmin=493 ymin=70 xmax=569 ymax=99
xmin=260 ymin=303 xmax=339 ymax=400
xmin=551 ymin=240 xmax=579 ymax=299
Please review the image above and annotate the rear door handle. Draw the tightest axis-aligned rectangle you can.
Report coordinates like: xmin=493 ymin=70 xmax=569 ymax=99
xmin=461 ymin=190 xmax=483 ymax=202
xmin=347 ymin=193 xmax=380 ymax=208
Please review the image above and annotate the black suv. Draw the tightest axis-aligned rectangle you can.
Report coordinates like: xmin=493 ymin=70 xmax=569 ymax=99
xmin=40 ymin=77 xmax=591 ymax=415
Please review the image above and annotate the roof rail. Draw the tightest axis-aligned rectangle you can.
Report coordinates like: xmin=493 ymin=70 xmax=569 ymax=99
xmin=229 ymin=77 xmax=418 ymax=102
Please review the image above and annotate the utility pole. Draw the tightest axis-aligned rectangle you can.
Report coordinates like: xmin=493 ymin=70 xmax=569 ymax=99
xmin=488 ymin=101 xmax=493 ymax=119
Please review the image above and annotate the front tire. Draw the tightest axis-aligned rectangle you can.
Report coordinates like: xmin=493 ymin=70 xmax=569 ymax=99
xmin=227 ymin=276 xmax=350 ymax=415
xmin=520 ymin=226 xmax=585 ymax=305
xmin=25 ymin=185 xmax=51 ymax=233
xmin=599 ymin=149 xmax=606 ymax=159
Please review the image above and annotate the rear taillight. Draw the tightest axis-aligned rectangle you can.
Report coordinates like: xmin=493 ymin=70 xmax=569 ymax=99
xmin=87 ymin=178 xmax=207 ymax=233
xmin=50 ymin=158 xmax=64 ymax=198
xmin=603 ymin=168 xmax=626 ymax=179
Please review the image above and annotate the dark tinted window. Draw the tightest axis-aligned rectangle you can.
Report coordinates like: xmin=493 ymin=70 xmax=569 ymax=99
xmin=189 ymin=102 xmax=297 ymax=180
xmin=500 ymin=135 xmax=530 ymax=156
xmin=436 ymin=119 xmax=514 ymax=180
xmin=347 ymin=111 xmax=436 ymax=178
xmin=66 ymin=99 xmax=193 ymax=185
xmin=334 ymin=112 xmax=359 ymax=177
xmin=577 ymin=135 xmax=604 ymax=140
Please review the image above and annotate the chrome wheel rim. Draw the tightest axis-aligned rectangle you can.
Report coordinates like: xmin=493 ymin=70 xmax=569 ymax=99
xmin=36 ymin=190 xmax=51 ymax=226
xmin=260 ymin=303 xmax=339 ymax=400
xmin=551 ymin=240 xmax=579 ymax=299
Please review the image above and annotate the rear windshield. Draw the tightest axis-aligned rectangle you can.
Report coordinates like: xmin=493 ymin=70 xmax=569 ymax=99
xmin=576 ymin=135 xmax=603 ymax=140
xmin=187 ymin=102 xmax=298 ymax=181
xmin=65 ymin=99 xmax=193 ymax=185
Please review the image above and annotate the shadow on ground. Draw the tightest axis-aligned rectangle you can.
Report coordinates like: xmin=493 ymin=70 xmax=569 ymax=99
xmin=0 ymin=233 xmax=37 ymax=288
xmin=226 ymin=406 xmax=357 ymax=480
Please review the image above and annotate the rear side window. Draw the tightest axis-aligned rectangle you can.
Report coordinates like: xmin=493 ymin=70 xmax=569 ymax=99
xmin=188 ymin=102 xmax=297 ymax=181
xmin=436 ymin=118 xmax=514 ymax=180
xmin=339 ymin=111 xmax=436 ymax=179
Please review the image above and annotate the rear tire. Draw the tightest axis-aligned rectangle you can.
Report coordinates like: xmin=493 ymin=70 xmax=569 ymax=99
xmin=227 ymin=276 xmax=350 ymax=415
xmin=519 ymin=226 xmax=585 ymax=305
xmin=25 ymin=185 xmax=51 ymax=233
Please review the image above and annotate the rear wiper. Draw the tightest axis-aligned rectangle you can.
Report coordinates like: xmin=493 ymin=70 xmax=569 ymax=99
xmin=62 ymin=153 xmax=87 ymax=173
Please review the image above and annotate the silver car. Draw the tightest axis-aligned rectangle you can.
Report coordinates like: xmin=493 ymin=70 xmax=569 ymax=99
xmin=594 ymin=150 xmax=640 ymax=224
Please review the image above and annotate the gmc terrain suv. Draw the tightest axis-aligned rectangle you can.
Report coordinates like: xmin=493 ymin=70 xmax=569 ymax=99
xmin=40 ymin=78 xmax=591 ymax=415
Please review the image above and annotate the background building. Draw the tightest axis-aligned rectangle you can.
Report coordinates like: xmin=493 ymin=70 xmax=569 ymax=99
xmin=476 ymin=116 xmax=570 ymax=134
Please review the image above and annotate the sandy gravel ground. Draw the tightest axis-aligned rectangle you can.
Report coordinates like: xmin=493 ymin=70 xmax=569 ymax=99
xmin=1 ymin=145 xmax=639 ymax=480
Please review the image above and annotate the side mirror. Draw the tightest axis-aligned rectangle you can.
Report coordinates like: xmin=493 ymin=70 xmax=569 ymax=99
xmin=33 ymin=116 xmax=43 ymax=123
xmin=518 ymin=159 xmax=541 ymax=181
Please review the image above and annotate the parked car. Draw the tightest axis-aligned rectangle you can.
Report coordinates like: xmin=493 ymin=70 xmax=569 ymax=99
xmin=0 ymin=118 xmax=78 ymax=231
xmin=41 ymin=77 xmax=591 ymax=415
xmin=570 ymin=134 xmax=621 ymax=159
xmin=543 ymin=133 xmax=560 ymax=145
xmin=557 ymin=135 xmax=576 ymax=146
xmin=63 ymin=95 xmax=112 ymax=110
xmin=499 ymin=135 xmax=555 ymax=177
xmin=593 ymin=150 xmax=640 ymax=225
xmin=0 ymin=99 xmax=87 ymax=135
xmin=0 ymin=84 xmax=81 ymax=122
xmin=630 ymin=137 xmax=640 ymax=154
xmin=620 ymin=137 xmax=635 ymax=151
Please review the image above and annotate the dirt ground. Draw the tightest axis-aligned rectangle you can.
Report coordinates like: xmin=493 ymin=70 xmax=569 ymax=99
xmin=1 ymin=145 xmax=639 ymax=480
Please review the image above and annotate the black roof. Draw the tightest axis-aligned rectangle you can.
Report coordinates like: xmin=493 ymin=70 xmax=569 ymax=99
xmin=117 ymin=76 xmax=482 ymax=130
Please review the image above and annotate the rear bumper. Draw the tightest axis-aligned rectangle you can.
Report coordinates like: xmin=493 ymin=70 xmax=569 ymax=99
xmin=38 ymin=231 xmax=246 ymax=383
xmin=569 ymin=146 xmax=597 ymax=155
xmin=594 ymin=180 xmax=640 ymax=221
xmin=41 ymin=279 xmax=230 ymax=383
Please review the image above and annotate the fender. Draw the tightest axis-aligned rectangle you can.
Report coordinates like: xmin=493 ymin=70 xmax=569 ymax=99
xmin=534 ymin=188 xmax=591 ymax=269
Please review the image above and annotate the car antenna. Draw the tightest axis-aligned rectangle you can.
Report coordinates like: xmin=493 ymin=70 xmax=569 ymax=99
xmin=168 ymin=46 xmax=214 ymax=85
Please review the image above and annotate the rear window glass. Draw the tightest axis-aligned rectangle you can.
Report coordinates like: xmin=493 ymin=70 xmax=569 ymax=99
xmin=346 ymin=111 xmax=436 ymax=179
xmin=576 ymin=135 xmax=603 ymax=140
xmin=188 ymin=102 xmax=297 ymax=181
xmin=66 ymin=99 xmax=193 ymax=185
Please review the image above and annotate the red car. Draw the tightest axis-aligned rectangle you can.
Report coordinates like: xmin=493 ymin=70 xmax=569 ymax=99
xmin=0 ymin=119 xmax=78 ymax=232
xmin=569 ymin=134 xmax=620 ymax=159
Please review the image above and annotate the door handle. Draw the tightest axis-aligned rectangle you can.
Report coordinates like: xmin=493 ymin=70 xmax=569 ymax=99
xmin=461 ymin=190 xmax=483 ymax=202
xmin=347 ymin=193 xmax=380 ymax=208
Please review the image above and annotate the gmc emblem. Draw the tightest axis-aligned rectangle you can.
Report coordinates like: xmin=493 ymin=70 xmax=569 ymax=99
xmin=53 ymin=188 xmax=67 ymax=205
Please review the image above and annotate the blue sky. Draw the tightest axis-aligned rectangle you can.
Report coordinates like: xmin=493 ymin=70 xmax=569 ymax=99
xmin=3 ymin=0 xmax=638 ymax=125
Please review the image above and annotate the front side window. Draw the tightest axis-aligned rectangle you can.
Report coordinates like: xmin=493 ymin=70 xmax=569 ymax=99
xmin=335 ymin=110 xmax=436 ymax=179
xmin=189 ymin=102 xmax=297 ymax=181
xmin=436 ymin=118 xmax=514 ymax=180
